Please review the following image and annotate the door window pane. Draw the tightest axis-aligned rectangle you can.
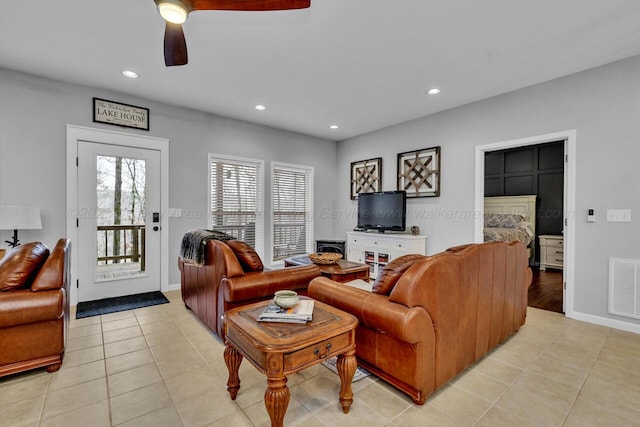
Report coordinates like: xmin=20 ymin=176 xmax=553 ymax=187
xmin=96 ymin=155 xmax=146 ymax=280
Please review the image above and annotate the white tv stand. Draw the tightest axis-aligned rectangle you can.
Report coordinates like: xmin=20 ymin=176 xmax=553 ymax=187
xmin=346 ymin=231 xmax=427 ymax=279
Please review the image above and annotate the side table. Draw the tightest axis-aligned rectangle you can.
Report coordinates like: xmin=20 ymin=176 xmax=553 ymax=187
xmin=539 ymin=235 xmax=564 ymax=270
xmin=223 ymin=299 xmax=358 ymax=427
xmin=284 ymin=256 xmax=370 ymax=282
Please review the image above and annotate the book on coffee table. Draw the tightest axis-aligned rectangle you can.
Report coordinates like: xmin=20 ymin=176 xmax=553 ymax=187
xmin=257 ymin=299 xmax=314 ymax=323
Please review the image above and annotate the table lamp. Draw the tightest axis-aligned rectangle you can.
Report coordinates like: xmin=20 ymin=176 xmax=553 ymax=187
xmin=0 ymin=205 xmax=42 ymax=247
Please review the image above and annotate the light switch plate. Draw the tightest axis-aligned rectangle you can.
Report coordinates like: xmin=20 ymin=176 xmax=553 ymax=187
xmin=606 ymin=209 xmax=631 ymax=222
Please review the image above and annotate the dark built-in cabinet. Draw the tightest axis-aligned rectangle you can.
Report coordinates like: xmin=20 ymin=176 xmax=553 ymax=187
xmin=485 ymin=141 xmax=564 ymax=264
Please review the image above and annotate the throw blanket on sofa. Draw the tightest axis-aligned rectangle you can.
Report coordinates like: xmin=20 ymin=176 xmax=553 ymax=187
xmin=179 ymin=229 xmax=235 ymax=265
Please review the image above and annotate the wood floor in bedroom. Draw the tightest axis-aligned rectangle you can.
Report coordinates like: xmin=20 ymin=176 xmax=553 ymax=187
xmin=528 ymin=268 xmax=564 ymax=313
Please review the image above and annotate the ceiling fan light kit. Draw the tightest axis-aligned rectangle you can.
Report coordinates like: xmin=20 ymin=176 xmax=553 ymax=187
xmin=156 ymin=0 xmax=191 ymax=24
xmin=153 ymin=0 xmax=311 ymax=67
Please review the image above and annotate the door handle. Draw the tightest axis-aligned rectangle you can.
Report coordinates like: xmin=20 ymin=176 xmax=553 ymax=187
xmin=153 ymin=226 xmax=159 ymax=231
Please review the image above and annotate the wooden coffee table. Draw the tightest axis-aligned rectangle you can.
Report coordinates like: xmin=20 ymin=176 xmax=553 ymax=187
xmin=284 ymin=256 xmax=371 ymax=282
xmin=223 ymin=299 xmax=358 ymax=427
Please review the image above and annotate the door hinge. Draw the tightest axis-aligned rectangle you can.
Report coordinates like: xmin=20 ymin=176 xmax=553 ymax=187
xmin=76 ymin=279 xmax=79 ymax=289
xmin=76 ymin=157 xmax=79 ymax=167
xmin=564 ymin=218 xmax=568 ymax=226
xmin=76 ymin=218 xmax=79 ymax=227
xmin=565 ymin=154 xmax=568 ymax=163
xmin=563 ymin=281 xmax=566 ymax=290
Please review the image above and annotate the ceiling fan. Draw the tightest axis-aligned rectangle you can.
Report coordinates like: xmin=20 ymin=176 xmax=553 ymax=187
xmin=154 ymin=0 xmax=311 ymax=67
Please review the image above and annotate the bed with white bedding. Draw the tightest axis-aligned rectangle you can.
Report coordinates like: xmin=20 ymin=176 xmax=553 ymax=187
xmin=484 ymin=195 xmax=537 ymax=261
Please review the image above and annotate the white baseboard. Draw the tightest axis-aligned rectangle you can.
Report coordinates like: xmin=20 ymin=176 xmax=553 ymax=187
xmin=567 ymin=310 xmax=640 ymax=335
xmin=167 ymin=283 xmax=181 ymax=292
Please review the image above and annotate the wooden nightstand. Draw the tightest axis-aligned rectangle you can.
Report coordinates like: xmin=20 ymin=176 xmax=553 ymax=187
xmin=539 ymin=235 xmax=563 ymax=270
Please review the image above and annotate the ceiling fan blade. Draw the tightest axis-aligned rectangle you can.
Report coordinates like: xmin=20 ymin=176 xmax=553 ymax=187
xmin=192 ymin=0 xmax=310 ymax=11
xmin=164 ymin=22 xmax=188 ymax=66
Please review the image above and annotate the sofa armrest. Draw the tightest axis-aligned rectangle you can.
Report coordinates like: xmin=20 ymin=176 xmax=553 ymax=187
xmin=222 ymin=264 xmax=320 ymax=302
xmin=0 ymin=289 xmax=64 ymax=328
xmin=308 ymin=277 xmax=432 ymax=343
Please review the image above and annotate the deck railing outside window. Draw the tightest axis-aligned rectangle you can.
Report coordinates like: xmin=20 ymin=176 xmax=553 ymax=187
xmin=97 ymin=224 xmax=146 ymax=271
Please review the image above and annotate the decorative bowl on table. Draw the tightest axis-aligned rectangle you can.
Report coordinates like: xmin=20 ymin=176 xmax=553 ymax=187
xmin=273 ymin=290 xmax=299 ymax=308
xmin=308 ymin=252 xmax=343 ymax=265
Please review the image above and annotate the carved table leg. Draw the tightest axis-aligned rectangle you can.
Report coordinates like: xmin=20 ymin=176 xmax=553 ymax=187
xmin=224 ymin=345 xmax=243 ymax=400
xmin=265 ymin=376 xmax=289 ymax=427
xmin=336 ymin=349 xmax=357 ymax=413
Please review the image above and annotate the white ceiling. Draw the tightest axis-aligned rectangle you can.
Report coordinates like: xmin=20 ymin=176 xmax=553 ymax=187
xmin=2 ymin=1 xmax=640 ymax=140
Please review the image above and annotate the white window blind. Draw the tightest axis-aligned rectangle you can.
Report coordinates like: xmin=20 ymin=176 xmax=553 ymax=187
xmin=271 ymin=162 xmax=313 ymax=262
xmin=209 ymin=154 xmax=264 ymax=256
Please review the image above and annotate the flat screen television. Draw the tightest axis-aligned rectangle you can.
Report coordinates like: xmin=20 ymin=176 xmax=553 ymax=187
xmin=356 ymin=191 xmax=406 ymax=233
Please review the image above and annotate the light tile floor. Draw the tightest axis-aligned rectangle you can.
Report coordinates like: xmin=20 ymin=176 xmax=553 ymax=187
xmin=2 ymin=290 xmax=640 ymax=426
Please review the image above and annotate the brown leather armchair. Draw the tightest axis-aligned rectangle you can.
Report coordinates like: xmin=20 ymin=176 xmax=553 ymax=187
xmin=308 ymin=241 xmax=531 ymax=405
xmin=178 ymin=239 xmax=320 ymax=338
xmin=0 ymin=239 xmax=71 ymax=377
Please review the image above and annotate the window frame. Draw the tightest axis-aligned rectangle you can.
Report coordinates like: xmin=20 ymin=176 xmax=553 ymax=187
xmin=270 ymin=161 xmax=314 ymax=265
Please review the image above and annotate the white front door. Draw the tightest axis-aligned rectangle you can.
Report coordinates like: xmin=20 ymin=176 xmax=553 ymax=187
xmin=77 ymin=140 xmax=161 ymax=302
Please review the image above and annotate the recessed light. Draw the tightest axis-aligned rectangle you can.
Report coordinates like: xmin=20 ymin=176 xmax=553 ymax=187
xmin=426 ymin=88 xmax=441 ymax=95
xmin=330 ymin=125 xmax=339 ymax=129
xmin=255 ymin=105 xmax=266 ymax=111
xmin=122 ymin=70 xmax=139 ymax=79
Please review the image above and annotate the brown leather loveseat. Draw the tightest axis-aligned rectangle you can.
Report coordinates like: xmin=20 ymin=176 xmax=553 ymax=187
xmin=0 ymin=239 xmax=71 ymax=377
xmin=308 ymin=241 xmax=532 ymax=405
xmin=178 ymin=238 xmax=320 ymax=338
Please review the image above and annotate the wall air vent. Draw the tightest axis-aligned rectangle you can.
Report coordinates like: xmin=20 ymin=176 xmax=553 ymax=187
xmin=609 ymin=258 xmax=640 ymax=320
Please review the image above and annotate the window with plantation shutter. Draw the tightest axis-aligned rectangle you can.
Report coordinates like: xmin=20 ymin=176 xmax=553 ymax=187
xmin=209 ymin=154 xmax=264 ymax=257
xmin=271 ymin=162 xmax=313 ymax=262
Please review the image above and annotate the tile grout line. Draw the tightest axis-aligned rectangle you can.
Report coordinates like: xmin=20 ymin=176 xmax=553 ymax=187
xmin=136 ymin=301 xmax=186 ymax=426
xmin=99 ymin=315 xmax=115 ymax=427
xmin=37 ymin=371 xmax=53 ymax=426
xmin=469 ymin=315 xmax=570 ymax=426
xmin=557 ymin=327 xmax=612 ymax=427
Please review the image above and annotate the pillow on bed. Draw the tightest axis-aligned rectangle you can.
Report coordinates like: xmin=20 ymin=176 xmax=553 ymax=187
xmin=484 ymin=213 xmax=525 ymax=228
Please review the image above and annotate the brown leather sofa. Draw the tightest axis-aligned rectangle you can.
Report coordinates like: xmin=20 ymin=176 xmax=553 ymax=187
xmin=0 ymin=239 xmax=71 ymax=377
xmin=308 ymin=241 xmax=532 ymax=405
xmin=178 ymin=239 xmax=320 ymax=338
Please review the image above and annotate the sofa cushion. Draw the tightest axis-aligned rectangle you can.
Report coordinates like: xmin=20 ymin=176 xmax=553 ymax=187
xmin=0 ymin=242 xmax=50 ymax=291
xmin=372 ymin=254 xmax=426 ymax=295
xmin=226 ymin=240 xmax=264 ymax=272
xmin=31 ymin=239 xmax=68 ymax=291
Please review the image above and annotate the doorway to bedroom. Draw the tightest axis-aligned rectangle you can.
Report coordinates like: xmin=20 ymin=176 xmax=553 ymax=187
xmin=474 ymin=130 xmax=575 ymax=316
xmin=484 ymin=141 xmax=564 ymax=313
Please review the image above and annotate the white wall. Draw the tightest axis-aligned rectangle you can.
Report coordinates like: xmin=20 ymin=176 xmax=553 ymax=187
xmin=335 ymin=55 xmax=640 ymax=330
xmin=0 ymin=68 xmax=337 ymax=286
xmin=4 ymin=54 xmax=640 ymax=331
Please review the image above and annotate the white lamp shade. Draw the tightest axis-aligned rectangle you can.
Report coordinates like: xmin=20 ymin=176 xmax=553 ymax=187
xmin=0 ymin=205 xmax=42 ymax=230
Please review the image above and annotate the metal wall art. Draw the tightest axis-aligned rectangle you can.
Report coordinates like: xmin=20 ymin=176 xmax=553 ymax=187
xmin=397 ymin=146 xmax=441 ymax=197
xmin=350 ymin=157 xmax=382 ymax=200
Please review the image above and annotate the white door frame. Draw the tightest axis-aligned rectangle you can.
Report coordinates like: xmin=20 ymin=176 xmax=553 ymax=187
xmin=66 ymin=125 xmax=170 ymax=306
xmin=474 ymin=130 xmax=576 ymax=317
